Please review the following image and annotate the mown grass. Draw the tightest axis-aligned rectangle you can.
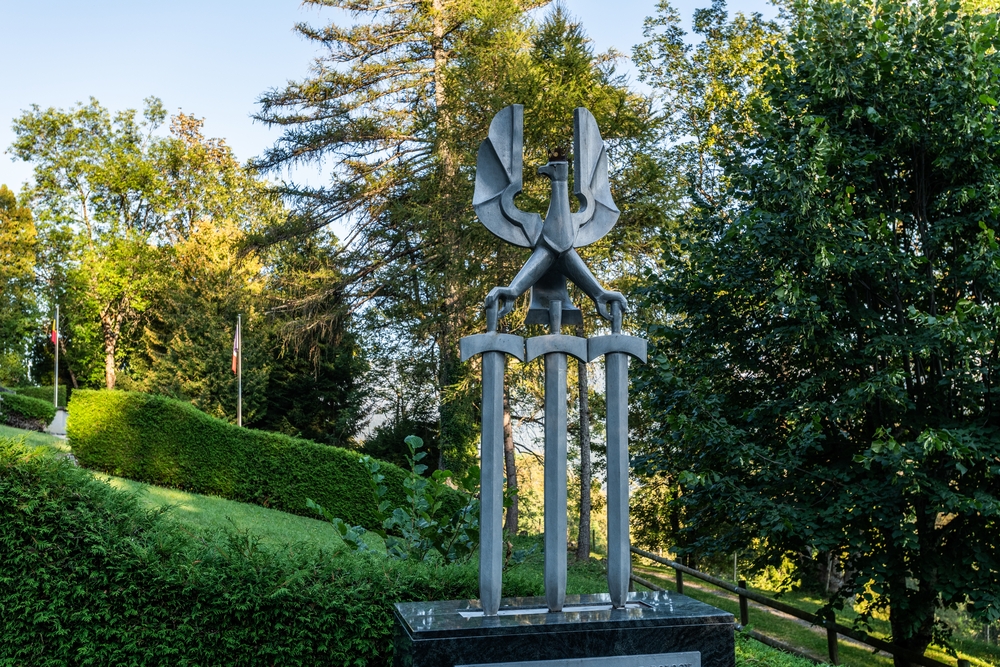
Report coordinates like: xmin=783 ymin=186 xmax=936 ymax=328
xmin=0 ymin=424 xmax=67 ymax=450
xmin=6 ymin=423 xmax=833 ymax=666
xmin=2 ymin=424 xmax=345 ymax=551
xmin=633 ymin=557 xmax=995 ymax=667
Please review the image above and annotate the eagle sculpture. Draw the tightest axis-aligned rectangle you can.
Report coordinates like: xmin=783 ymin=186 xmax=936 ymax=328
xmin=474 ymin=104 xmax=627 ymax=326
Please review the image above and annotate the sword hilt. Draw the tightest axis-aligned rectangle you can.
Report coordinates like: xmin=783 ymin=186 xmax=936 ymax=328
xmin=486 ymin=301 xmax=498 ymax=333
xmin=611 ymin=301 xmax=622 ymax=334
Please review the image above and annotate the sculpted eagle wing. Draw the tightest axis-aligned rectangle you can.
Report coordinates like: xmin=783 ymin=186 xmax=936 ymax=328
xmin=572 ymin=107 xmax=620 ymax=248
xmin=473 ymin=104 xmax=541 ymax=248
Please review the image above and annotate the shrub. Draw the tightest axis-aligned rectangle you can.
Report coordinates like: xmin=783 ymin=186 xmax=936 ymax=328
xmin=67 ymin=389 xmax=463 ymax=529
xmin=0 ymin=437 xmax=541 ymax=666
xmin=312 ymin=435 xmax=482 ymax=563
xmin=0 ymin=390 xmax=56 ymax=431
xmin=13 ymin=384 xmax=67 ymax=407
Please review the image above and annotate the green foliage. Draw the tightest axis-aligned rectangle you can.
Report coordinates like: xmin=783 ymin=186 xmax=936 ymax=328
xmin=0 ymin=185 xmax=37 ymax=387
xmin=0 ymin=436 xmax=541 ymax=666
xmin=12 ymin=98 xmax=171 ymax=389
xmin=0 ymin=390 xmax=55 ymax=429
xmin=636 ymin=0 xmax=1000 ymax=659
xmin=11 ymin=103 xmax=286 ymax=394
xmin=13 ymin=384 xmax=66 ymax=407
xmin=67 ymin=389 xmax=464 ymax=529
xmin=310 ymin=435 xmax=481 ymax=563
xmin=734 ymin=633 xmax=824 ymax=667
xmin=362 ymin=417 xmax=441 ymax=472
xmin=248 ymin=233 xmax=369 ymax=444
xmin=254 ymin=0 xmax=657 ymax=477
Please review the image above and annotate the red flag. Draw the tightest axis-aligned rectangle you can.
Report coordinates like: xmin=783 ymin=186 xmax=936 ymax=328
xmin=232 ymin=323 xmax=240 ymax=374
xmin=50 ymin=319 xmax=58 ymax=345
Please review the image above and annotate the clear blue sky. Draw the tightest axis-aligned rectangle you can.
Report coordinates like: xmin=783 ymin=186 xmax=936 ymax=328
xmin=0 ymin=0 xmax=778 ymax=194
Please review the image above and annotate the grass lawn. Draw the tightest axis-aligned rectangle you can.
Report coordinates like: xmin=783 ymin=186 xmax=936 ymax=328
xmin=633 ymin=557 xmax=996 ymax=667
xmin=0 ymin=424 xmax=70 ymax=451
xmin=1 ymin=423 xmax=835 ymax=667
xmin=1 ymin=424 xmax=345 ymax=552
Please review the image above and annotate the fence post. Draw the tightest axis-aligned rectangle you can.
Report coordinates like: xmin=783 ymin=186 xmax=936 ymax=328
xmin=675 ymin=568 xmax=684 ymax=594
xmin=826 ymin=625 xmax=839 ymax=665
xmin=738 ymin=579 xmax=749 ymax=627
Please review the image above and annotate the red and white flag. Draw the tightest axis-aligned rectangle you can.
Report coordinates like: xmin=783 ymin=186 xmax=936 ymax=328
xmin=232 ymin=322 xmax=240 ymax=374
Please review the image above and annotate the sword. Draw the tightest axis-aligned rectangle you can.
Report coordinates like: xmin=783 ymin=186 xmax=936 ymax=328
xmin=460 ymin=303 xmax=525 ymax=616
xmin=588 ymin=302 xmax=646 ymax=608
xmin=525 ymin=300 xmax=588 ymax=612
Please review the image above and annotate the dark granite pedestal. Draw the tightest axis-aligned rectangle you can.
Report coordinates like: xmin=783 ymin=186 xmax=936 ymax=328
xmin=393 ymin=591 xmax=734 ymax=667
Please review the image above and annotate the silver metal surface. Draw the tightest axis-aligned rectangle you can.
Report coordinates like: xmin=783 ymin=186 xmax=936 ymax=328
xmin=461 ymin=333 xmax=527 ymax=362
xmin=481 ymin=349 xmax=505 ymax=616
xmin=587 ymin=335 xmax=647 ymax=363
xmin=544 ymin=346 xmax=568 ymax=612
xmin=473 ymin=104 xmax=541 ymax=248
xmin=459 ymin=303 xmax=526 ymax=616
xmin=606 ymin=349 xmax=630 ymax=608
xmin=525 ymin=334 xmax=588 ymax=362
xmin=544 ymin=300 xmax=568 ymax=613
xmin=457 ymin=651 xmax=701 ymax=667
xmin=592 ymin=304 xmax=646 ymax=608
xmin=571 ymin=107 xmax=621 ymax=247
xmin=476 ymin=104 xmax=626 ymax=323
xmin=467 ymin=107 xmax=648 ymax=616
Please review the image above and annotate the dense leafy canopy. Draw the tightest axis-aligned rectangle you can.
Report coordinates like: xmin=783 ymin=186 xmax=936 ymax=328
xmin=636 ymin=0 xmax=1000 ymax=659
xmin=0 ymin=186 xmax=37 ymax=386
xmin=254 ymin=0 xmax=656 ymax=474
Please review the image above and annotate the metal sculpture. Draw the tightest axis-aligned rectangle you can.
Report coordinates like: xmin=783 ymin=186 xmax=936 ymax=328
xmin=461 ymin=104 xmax=646 ymax=616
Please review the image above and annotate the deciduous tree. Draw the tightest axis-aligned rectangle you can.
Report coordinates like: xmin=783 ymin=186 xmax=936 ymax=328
xmin=0 ymin=185 xmax=37 ymax=385
xmin=636 ymin=0 xmax=1000 ymax=660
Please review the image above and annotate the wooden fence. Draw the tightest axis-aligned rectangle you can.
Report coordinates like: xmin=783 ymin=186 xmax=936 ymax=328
xmin=630 ymin=546 xmax=971 ymax=667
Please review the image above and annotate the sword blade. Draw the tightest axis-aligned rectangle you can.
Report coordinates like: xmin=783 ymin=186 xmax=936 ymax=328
xmin=606 ymin=351 xmax=630 ymax=608
xmin=481 ymin=350 xmax=505 ymax=616
xmin=544 ymin=350 xmax=568 ymax=612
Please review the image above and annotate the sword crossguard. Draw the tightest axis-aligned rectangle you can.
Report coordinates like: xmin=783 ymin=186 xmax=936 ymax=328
xmin=460 ymin=333 xmax=526 ymax=362
xmin=525 ymin=334 xmax=588 ymax=363
xmin=588 ymin=335 xmax=647 ymax=363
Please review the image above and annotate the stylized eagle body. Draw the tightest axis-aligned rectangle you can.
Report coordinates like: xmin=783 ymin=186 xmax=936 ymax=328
xmin=473 ymin=105 xmax=626 ymax=326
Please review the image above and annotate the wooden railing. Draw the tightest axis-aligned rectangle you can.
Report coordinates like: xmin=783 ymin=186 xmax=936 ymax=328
xmin=630 ymin=546 xmax=969 ymax=667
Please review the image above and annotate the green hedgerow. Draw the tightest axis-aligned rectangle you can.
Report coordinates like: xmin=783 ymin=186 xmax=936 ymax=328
xmin=13 ymin=384 xmax=67 ymax=407
xmin=67 ymin=389 xmax=465 ymax=530
xmin=0 ymin=436 xmax=541 ymax=666
xmin=0 ymin=390 xmax=55 ymax=430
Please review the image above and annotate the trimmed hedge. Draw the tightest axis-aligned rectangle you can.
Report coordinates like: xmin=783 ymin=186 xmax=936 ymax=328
xmin=0 ymin=391 xmax=56 ymax=431
xmin=67 ymin=389 xmax=459 ymax=529
xmin=0 ymin=438 xmax=541 ymax=665
xmin=14 ymin=384 xmax=67 ymax=407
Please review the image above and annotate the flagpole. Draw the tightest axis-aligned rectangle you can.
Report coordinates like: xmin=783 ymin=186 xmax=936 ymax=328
xmin=237 ymin=314 xmax=242 ymax=427
xmin=53 ymin=304 xmax=59 ymax=409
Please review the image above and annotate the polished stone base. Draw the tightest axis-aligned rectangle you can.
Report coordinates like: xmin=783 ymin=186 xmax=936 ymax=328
xmin=393 ymin=592 xmax=735 ymax=667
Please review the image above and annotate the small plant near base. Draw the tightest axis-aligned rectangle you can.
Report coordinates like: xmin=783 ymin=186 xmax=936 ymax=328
xmin=309 ymin=435 xmax=481 ymax=563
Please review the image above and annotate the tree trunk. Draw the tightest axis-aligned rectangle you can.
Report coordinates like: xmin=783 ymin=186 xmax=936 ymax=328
xmin=59 ymin=338 xmax=79 ymax=390
xmin=575 ymin=322 xmax=592 ymax=561
xmin=889 ymin=604 xmax=934 ymax=667
xmin=430 ymin=0 xmax=454 ymax=178
xmin=503 ymin=386 xmax=518 ymax=534
xmin=101 ymin=314 xmax=119 ymax=389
